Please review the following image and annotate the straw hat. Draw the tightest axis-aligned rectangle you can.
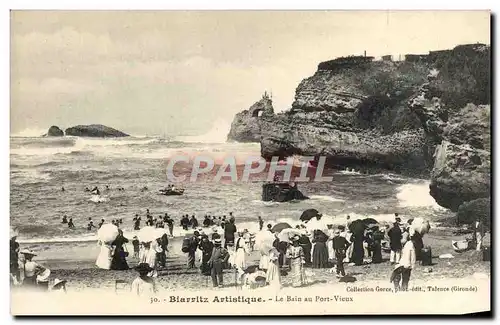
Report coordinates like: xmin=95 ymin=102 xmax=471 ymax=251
xmin=52 ymin=278 xmax=67 ymax=289
xmin=20 ymin=249 xmax=36 ymax=256
xmin=37 ymin=269 xmax=51 ymax=282
xmin=214 ymin=238 xmax=222 ymax=244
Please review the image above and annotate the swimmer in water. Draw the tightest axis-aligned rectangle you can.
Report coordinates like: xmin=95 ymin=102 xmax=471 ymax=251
xmin=68 ymin=218 xmax=75 ymax=229
xmin=62 ymin=215 xmax=68 ymax=224
xmin=106 ymin=185 xmax=110 ymax=191
xmin=61 ymin=187 xmax=65 ymax=192
xmin=85 ymin=187 xmax=90 ymax=192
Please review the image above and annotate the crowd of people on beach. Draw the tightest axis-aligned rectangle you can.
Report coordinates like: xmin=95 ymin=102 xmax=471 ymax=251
xmin=10 ymin=202 xmax=488 ymax=297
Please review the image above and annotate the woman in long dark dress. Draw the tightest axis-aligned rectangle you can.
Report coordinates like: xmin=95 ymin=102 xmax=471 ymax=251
xmin=111 ymin=230 xmax=129 ymax=270
xmin=198 ymin=235 xmax=214 ymax=275
xmin=312 ymin=230 xmax=329 ymax=268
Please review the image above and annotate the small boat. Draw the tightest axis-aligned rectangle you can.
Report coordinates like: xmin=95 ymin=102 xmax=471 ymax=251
xmin=159 ymin=188 xmax=185 ymax=196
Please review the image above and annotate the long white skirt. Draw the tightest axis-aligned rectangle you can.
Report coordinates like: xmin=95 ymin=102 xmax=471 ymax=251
xmin=96 ymin=245 xmax=112 ymax=270
xmin=234 ymin=248 xmax=246 ymax=270
xmin=259 ymin=254 xmax=269 ymax=270
xmin=327 ymin=240 xmax=334 ymax=260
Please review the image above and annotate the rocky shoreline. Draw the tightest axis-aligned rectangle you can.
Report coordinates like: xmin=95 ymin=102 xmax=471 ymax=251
xmin=227 ymin=43 xmax=491 ymax=212
xmin=44 ymin=124 xmax=129 ymax=138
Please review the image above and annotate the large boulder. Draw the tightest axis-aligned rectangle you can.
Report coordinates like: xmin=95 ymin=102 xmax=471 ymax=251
xmin=457 ymin=198 xmax=490 ymax=228
xmin=409 ymin=44 xmax=491 ymax=211
xmin=227 ymin=93 xmax=274 ymax=142
xmin=46 ymin=125 xmax=64 ymax=136
xmin=65 ymin=124 xmax=129 ymax=137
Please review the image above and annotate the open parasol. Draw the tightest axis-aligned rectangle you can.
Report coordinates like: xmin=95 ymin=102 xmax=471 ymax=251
xmin=138 ymin=226 xmax=158 ymax=243
xmin=409 ymin=217 xmax=431 ymax=236
xmin=254 ymin=230 xmax=275 ymax=254
xmin=97 ymin=223 xmax=119 ymax=243
xmin=271 ymin=222 xmax=292 ymax=233
xmin=300 ymin=209 xmax=321 ymax=222
xmin=361 ymin=218 xmax=378 ymax=226
xmin=348 ymin=219 xmax=366 ymax=236
xmin=278 ymin=228 xmax=303 ymax=243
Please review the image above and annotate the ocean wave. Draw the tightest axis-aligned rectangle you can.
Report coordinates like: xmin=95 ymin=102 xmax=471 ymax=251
xmin=174 ymin=118 xmax=231 ymax=144
xmin=396 ymin=182 xmax=445 ymax=210
xmin=309 ymin=195 xmax=345 ymax=202
xmin=11 ymin=127 xmax=47 ymax=138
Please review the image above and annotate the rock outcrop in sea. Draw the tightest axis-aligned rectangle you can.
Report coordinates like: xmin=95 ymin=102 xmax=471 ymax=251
xmin=46 ymin=125 xmax=64 ymax=137
xmin=227 ymin=92 xmax=274 ymax=142
xmin=228 ymin=43 xmax=490 ymax=211
xmin=65 ymin=124 xmax=129 ymax=137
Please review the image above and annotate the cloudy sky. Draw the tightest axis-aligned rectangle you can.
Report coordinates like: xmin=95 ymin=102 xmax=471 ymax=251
xmin=10 ymin=11 xmax=490 ymax=136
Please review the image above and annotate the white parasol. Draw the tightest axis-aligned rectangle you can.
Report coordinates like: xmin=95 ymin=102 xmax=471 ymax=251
xmin=97 ymin=223 xmax=119 ymax=243
xmin=254 ymin=230 xmax=275 ymax=254
xmin=138 ymin=226 xmax=158 ymax=243
xmin=278 ymin=228 xmax=303 ymax=243
xmin=409 ymin=217 xmax=431 ymax=236
xmin=154 ymin=227 xmax=167 ymax=239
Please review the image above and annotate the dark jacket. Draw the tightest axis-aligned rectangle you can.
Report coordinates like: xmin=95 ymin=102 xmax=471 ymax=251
xmin=387 ymin=223 xmax=402 ymax=250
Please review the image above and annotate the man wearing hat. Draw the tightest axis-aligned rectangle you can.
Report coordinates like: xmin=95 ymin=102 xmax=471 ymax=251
xmin=131 ymin=263 xmax=156 ymax=296
xmin=20 ymin=249 xmax=48 ymax=288
xmin=388 ymin=216 xmax=403 ymax=265
xmin=208 ymin=238 xmax=229 ymax=287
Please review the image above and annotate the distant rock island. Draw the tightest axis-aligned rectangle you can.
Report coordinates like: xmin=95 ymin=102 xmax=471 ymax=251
xmin=227 ymin=43 xmax=491 ymax=213
xmin=46 ymin=126 xmax=64 ymax=137
xmin=45 ymin=124 xmax=129 ymax=137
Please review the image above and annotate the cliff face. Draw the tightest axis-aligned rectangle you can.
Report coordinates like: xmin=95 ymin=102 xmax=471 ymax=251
xmin=409 ymin=44 xmax=491 ymax=211
xmin=227 ymin=44 xmax=490 ymax=211
xmin=259 ymin=57 xmax=432 ymax=175
xmin=227 ymin=95 xmax=274 ymax=142
xmin=65 ymin=124 xmax=129 ymax=137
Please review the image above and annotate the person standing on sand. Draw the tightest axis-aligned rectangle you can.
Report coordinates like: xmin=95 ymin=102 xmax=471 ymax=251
xmin=332 ymin=229 xmax=350 ymax=277
xmin=266 ymin=247 xmax=282 ymax=289
xmin=312 ymin=230 xmax=329 ymax=269
xmin=287 ymin=235 xmax=306 ymax=287
xmin=139 ymin=242 xmax=158 ymax=277
xmin=133 ymin=214 xmax=141 ymax=230
xmin=392 ymin=232 xmax=415 ymax=291
xmin=10 ymin=235 xmax=20 ymax=283
xmin=165 ymin=216 xmax=174 ymax=237
xmin=298 ymin=231 xmax=312 ymax=266
xmin=131 ymin=263 xmax=157 ymax=296
xmin=388 ymin=217 xmax=402 ymax=264
xmin=132 ymin=236 xmax=140 ymax=259
xmin=234 ymin=231 xmax=247 ymax=272
xmin=208 ymin=238 xmax=229 ymax=288
xmin=221 ymin=216 xmax=226 ymax=229
xmin=110 ymin=229 xmax=129 ymax=270
xmin=199 ymin=235 xmax=214 ymax=276
xmin=96 ymin=240 xmax=113 ymax=270
xmin=224 ymin=217 xmax=237 ymax=249
xmin=187 ymin=231 xmax=200 ymax=269
xmin=473 ymin=218 xmax=486 ymax=251
xmin=258 ymin=216 xmax=264 ymax=231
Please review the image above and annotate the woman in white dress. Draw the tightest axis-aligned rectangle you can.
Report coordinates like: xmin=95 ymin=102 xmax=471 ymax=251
xmin=139 ymin=242 xmax=158 ymax=277
xmin=266 ymin=247 xmax=281 ymax=289
xmin=233 ymin=231 xmax=247 ymax=271
xmin=95 ymin=240 xmax=113 ymax=270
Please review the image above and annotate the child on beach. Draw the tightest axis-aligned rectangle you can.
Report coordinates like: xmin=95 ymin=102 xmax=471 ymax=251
xmin=391 ymin=232 xmax=416 ymax=291
xmin=132 ymin=236 xmax=140 ymax=259
xmin=131 ymin=263 xmax=157 ymax=296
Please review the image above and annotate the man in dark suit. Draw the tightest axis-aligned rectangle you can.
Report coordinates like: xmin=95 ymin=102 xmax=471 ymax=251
xmin=388 ymin=217 xmax=402 ymax=264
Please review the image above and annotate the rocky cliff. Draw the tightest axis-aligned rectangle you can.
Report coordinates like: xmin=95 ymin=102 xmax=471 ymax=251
xmin=408 ymin=43 xmax=491 ymax=211
xmin=227 ymin=93 xmax=274 ymax=142
xmin=259 ymin=56 xmax=432 ymax=175
xmin=65 ymin=124 xmax=129 ymax=137
xmin=228 ymin=44 xmax=491 ymax=211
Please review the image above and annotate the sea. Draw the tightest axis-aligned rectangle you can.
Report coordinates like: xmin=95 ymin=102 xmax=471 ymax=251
xmin=10 ymin=124 xmax=453 ymax=245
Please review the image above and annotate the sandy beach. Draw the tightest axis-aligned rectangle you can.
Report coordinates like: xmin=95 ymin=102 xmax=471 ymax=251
xmin=13 ymin=227 xmax=490 ymax=296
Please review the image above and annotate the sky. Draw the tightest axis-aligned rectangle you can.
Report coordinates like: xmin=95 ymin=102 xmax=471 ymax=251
xmin=10 ymin=10 xmax=490 ymax=136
